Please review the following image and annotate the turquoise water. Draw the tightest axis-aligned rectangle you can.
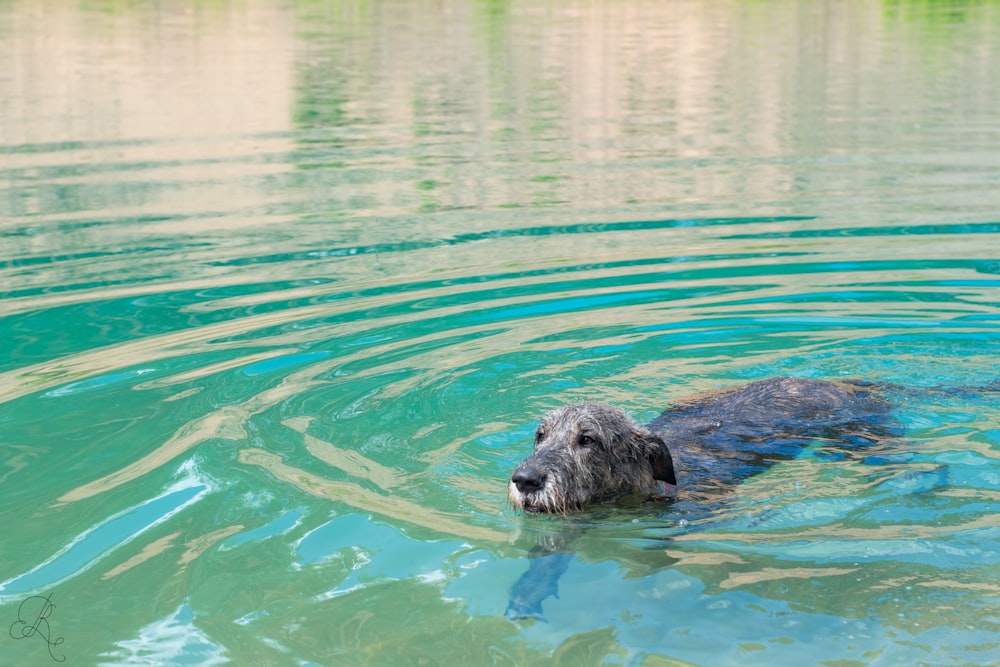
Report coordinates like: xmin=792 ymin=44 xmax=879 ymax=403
xmin=3 ymin=1 xmax=1000 ymax=665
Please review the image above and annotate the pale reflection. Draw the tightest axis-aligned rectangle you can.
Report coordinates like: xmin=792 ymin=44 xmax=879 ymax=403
xmin=179 ymin=526 xmax=245 ymax=566
xmin=283 ymin=416 xmax=404 ymax=490
xmin=663 ymin=549 xmax=746 ymax=567
xmin=73 ymin=512 xmax=246 ymax=581
xmin=719 ymin=566 xmax=859 ymax=590
xmin=136 ymin=350 xmax=302 ymax=390
xmin=57 ymin=362 xmax=328 ymax=502
xmin=238 ymin=447 xmax=505 ymax=543
xmin=915 ymin=579 xmax=1000 ymax=593
xmin=102 ymin=532 xmax=181 ymax=580
xmin=2 ymin=474 xmax=207 ymax=599
xmin=100 ymin=604 xmax=228 ymax=667
xmin=1 ymin=1 xmax=292 ymax=144
xmin=57 ymin=411 xmax=243 ymax=504
xmin=0 ymin=306 xmax=326 ymax=405
xmin=672 ymin=511 xmax=1000 ymax=545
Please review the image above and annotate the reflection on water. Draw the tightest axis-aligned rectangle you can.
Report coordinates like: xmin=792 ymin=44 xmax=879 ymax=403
xmin=101 ymin=603 xmax=229 ymax=667
xmin=2 ymin=0 xmax=1000 ymax=664
xmin=0 ymin=469 xmax=208 ymax=599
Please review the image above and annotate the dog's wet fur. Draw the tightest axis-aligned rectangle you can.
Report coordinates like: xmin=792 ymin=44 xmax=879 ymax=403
xmin=509 ymin=377 xmax=896 ymax=514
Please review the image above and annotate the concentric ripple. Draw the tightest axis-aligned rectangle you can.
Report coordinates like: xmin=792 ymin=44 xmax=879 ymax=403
xmin=3 ymin=1 xmax=1000 ymax=664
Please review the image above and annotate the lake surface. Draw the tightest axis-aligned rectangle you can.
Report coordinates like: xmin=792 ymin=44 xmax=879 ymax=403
xmin=2 ymin=1 xmax=1000 ymax=665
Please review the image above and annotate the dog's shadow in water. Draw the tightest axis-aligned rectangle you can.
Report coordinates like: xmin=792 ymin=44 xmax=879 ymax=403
xmin=505 ymin=512 xmax=684 ymax=621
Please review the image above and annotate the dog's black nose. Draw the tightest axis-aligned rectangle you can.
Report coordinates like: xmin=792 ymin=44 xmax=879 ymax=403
xmin=512 ymin=465 xmax=546 ymax=493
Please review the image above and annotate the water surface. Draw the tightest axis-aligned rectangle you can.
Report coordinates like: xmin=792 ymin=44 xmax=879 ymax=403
xmin=2 ymin=1 xmax=1000 ymax=665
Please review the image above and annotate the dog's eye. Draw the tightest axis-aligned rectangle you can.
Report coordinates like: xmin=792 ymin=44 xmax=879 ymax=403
xmin=578 ymin=434 xmax=595 ymax=447
xmin=535 ymin=427 xmax=545 ymax=443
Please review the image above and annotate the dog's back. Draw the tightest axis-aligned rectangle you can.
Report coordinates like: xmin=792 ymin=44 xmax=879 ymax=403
xmin=649 ymin=377 xmax=897 ymax=502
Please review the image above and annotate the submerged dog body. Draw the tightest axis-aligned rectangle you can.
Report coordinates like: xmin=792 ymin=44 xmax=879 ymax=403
xmin=508 ymin=377 xmax=894 ymax=513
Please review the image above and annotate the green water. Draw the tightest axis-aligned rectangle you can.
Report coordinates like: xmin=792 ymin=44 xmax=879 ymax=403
xmin=2 ymin=1 xmax=1000 ymax=665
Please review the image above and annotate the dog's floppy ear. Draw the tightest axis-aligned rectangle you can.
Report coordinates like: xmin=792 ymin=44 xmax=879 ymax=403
xmin=645 ymin=433 xmax=676 ymax=485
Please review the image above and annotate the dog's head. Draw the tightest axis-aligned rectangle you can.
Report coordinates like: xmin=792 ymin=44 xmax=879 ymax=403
xmin=508 ymin=403 xmax=676 ymax=514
